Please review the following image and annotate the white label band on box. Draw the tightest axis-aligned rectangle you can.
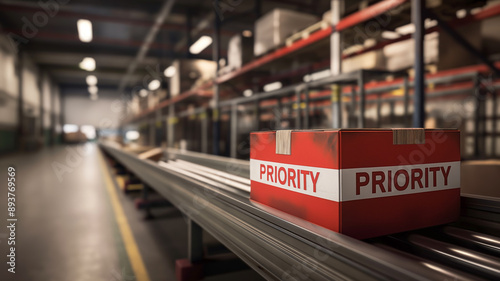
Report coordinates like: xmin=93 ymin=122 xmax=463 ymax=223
xmin=250 ymin=159 xmax=460 ymax=202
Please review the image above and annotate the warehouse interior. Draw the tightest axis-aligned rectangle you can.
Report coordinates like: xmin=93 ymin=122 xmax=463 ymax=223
xmin=1 ymin=0 xmax=500 ymax=280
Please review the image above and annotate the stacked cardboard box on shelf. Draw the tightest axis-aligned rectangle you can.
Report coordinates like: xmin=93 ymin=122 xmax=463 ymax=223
xmin=254 ymin=9 xmax=317 ymax=57
xmin=227 ymin=34 xmax=253 ymax=70
xmin=169 ymin=59 xmax=216 ymax=98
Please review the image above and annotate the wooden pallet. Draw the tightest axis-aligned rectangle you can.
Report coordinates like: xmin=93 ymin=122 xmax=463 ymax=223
xmin=285 ymin=20 xmax=330 ymax=47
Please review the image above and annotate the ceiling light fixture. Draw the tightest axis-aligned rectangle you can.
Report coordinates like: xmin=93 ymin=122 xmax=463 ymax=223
xmin=164 ymin=65 xmax=176 ymax=77
xmin=148 ymin=79 xmax=161 ymax=91
xmin=79 ymin=57 xmax=95 ymax=71
xmin=139 ymin=89 xmax=149 ymax=97
xmin=263 ymin=81 xmax=282 ymax=92
xmin=456 ymin=9 xmax=467 ymax=19
xmin=243 ymin=89 xmax=253 ymax=97
xmin=189 ymin=35 xmax=212 ymax=54
xmin=88 ymin=85 xmax=98 ymax=95
xmin=86 ymin=75 xmax=97 ymax=86
xmin=126 ymin=131 xmax=140 ymax=141
xmin=77 ymin=19 xmax=93 ymax=43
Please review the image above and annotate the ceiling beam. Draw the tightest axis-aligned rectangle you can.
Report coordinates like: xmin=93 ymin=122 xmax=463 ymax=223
xmin=0 ymin=3 xmax=188 ymax=31
xmin=20 ymin=42 xmax=215 ymax=60
xmin=1 ymin=29 xmax=175 ymax=50
xmin=118 ymin=0 xmax=177 ymax=92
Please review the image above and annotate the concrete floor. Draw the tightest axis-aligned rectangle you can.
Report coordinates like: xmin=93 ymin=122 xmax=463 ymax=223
xmin=0 ymin=144 xmax=264 ymax=281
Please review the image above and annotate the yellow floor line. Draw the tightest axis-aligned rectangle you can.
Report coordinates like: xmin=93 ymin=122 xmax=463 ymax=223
xmin=98 ymin=152 xmax=151 ymax=281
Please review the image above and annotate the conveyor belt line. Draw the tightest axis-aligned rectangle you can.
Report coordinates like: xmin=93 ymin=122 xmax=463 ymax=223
xmin=159 ymin=160 xmax=250 ymax=193
xmin=173 ymin=159 xmax=251 ymax=190
xmin=158 ymin=161 xmax=238 ymax=194
xmin=408 ymin=234 xmax=500 ymax=279
xmin=101 ymin=144 xmax=500 ymax=280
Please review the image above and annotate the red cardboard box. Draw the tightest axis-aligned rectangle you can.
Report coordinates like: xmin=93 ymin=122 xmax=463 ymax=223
xmin=250 ymin=129 xmax=460 ymax=239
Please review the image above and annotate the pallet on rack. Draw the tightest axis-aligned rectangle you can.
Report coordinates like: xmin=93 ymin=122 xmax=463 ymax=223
xmin=286 ymin=20 xmax=330 ymax=47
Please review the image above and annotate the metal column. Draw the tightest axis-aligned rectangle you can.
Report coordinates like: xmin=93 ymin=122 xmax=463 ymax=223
xmin=38 ymin=75 xmax=44 ymax=144
xmin=403 ymin=76 xmax=410 ymax=127
xmin=330 ymin=0 xmax=344 ymax=128
xmin=155 ymin=103 xmax=162 ymax=146
xmin=149 ymin=118 xmax=155 ymax=146
xmin=254 ymin=99 xmax=260 ymax=132
xmin=473 ymin=75 xmax=485 ymax=157
xmin=331 ymin=84 xmax=342 ymax=128
xmin=492 ymin=88 xmax=498 ymax=156
xmin=412 ymin=0 xmax=425 ymax=128
xmin=295 ymin=88 xmax=301 ymax=129
xmin=201 ymin=109 xmax=208 ymax=153
xmin=167 ymin=104 xmax=175 ymax=148
xmin=17 ymin=50 xmax=24 ymax=150
xmin=376 ymin=94 xmax=382 ymax=128
xmin=230 ymin=104 xmax=237 ymax=158
xmin=188 ymin=219 xmax=203 ymax=262
xmin=358 ymin=72 xmax=365 ymax=128
xmin=142 ymin=185 xmax=154 ymax=219
xmin=212 ymin=0 xmax=221 ymax=155
xmin=275 ymin=99 xmax=282 ymax=130
xmin=304 ymin=86 xmax=310 ymax=129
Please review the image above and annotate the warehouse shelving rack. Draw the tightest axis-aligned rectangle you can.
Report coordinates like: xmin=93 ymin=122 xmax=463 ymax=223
xmin=121 ymin=0 xmax=500 ymax=159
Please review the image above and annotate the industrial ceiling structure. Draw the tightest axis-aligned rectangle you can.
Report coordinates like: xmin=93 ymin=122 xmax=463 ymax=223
xmin=0 ymin=0 xmax=335 ymax=94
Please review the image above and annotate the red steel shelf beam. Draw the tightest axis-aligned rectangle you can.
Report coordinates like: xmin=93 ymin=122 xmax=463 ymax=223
xmin=127 ymin=1 xmax=500 ymax=124
xmin=335 ymin=0 xmax=408 ymax=31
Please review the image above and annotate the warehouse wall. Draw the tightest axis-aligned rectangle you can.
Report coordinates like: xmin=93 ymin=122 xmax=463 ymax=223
xmin=63 ymin=91 xmax=123 ymax=129
xmin=0 ymin=34 xmax=62 ymax=153
xmin=0 ymin=34 xmax=19 ymax=153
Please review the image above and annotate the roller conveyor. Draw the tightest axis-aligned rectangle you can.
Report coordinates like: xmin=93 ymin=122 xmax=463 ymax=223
xmin=100 ymin=143 xmax=500 ymax=280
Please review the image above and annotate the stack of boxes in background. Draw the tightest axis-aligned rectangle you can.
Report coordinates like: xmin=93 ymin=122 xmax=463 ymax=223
xmin=253 ymin=9 xmax=318 ymax=57
xmin=227 ymin=34 xmax=254 ymax=71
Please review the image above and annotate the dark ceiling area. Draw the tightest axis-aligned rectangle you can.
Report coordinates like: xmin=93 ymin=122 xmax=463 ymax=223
xmin=0 ymin=0 xmax=334 ymax=94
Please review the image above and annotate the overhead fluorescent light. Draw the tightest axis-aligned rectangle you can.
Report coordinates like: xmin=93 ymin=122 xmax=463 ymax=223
xmin=164 ymin=65 xmax=176 ymax=77
xmin=263 ymin=81 xmax=282 ymax=92
xmin=381 ymin=31 xmax=400 ymax=39
xmin=139 ymin=89 xmax=149 ymax=97
xmin=88 ymin=85 xmax=98 ymax=95
xmin=189 ymin=35 xmax=212 ymax=54
xmin=148 ymin=79 xmax=161 ymax=91
xmin=77 ymin=19 xmax=93 ymax=43
xmin=243 ymin=89 xmax=253 ymax=97
xmin=79 ymin=57 xmax=95 ymax=71
xmin=63 ymin=124 xmax=79 ymax=133
xmin=456 ymin=9 xmax=467 ymax=19
xmin=86 ymin=75 xmax=97 ymax=86
xmin=80 ymin=125 xmax=96 ymax=139
xmin=242 ymin=30 xmax=252 ymax=37
xmin=126 ymin=131 xmax=140 ymax=141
